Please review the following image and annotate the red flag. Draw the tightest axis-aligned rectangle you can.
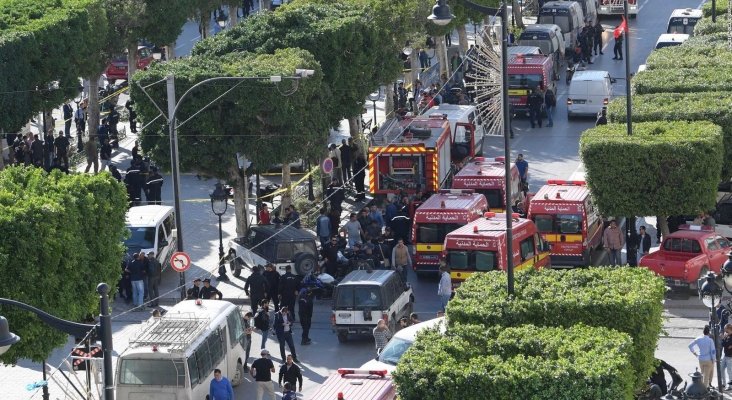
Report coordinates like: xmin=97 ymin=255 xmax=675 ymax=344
xmin=614 ymin=16 xmax=628 ymax=39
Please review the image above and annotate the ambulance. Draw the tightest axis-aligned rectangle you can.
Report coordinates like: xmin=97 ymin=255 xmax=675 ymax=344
xmin=423 ymin=104 xmax=485 ymax=157
xmin=444 ymin=212 xmax=551 ymax=288
xmin=411 ymin=190 xmax=488 ymax=276
xmin=309 ymin=369 xmax=396 ymax=400
xmin=527 ymin=180 xmax=603 ymax=267
xmin=507 ymin=53 xmax=556 ymax=115
xmin=451 ymin=157 xmax=524 ymax=213
xmin=368 ymin=114 xmax=477 ymax=197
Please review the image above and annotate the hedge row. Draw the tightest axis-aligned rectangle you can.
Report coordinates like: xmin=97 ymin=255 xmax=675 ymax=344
xmin=445 ymin=268 xmax=666 ymax=390
xmin=702 ymin=0 xmax=729 ymax=17
xmin=694 ymin=14 xmax=728 ymax=36
xmin=606 ymin=92 xmax=732 ymax=179
xmin=632 ymin=66 xmax=732 ymax=94
xmin=646 ymin=44 xmax=732 ymax=70
xmin=393 ymin=323 xmax=635 ymax=400
xmin=684 ymin=31 xmax=729 ymax=47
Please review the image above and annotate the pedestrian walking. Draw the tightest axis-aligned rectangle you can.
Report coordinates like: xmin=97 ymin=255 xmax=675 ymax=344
xmin=544 ymin=88 xmax=556 ymax=128
xmin=593 ymin=21 xmax=605 ymax=55
xmin=515 ymin=154 xmax=529 ymax=196
xmin=242 ymin=311 xmax=253 ymax=371
xmin=273 ymin=306 xmax=299 ymax=363
xmin=372 ymin=319 xmax=392 ymax=355
xmin=251 ymin=349 xmax=276 ymax=400
xmin=279 ymin=265 xmax=299 ymax=316
xmin=390 ymin=238 xmax=412 ymax=283
xmin=125 ymin=252 xmax=146 ymax=307
xmin=527 ymin=88 xmax=544 ymax=128
xmin=53 ymin=130 xmax=70 ymax=168
xmin=263 ymin=263 xmax=280 ymax=311
xmin=688 ymin=325 xmax=716 ymax=387
xmin=146 ymin=252 xmax=161 ymax=306
xmin=603 ymin=220 xmax=624 ymax=266
xmin=209 ymin=368 xmax=234 ymax=400
xmin=100 ymin=138 xmax=112 ymax=171
xmin=254 ymin=300 xmax=272 ymax=349
xmin=721 ymin=323 xmax=732 ymax=390
xmin=245 ymin=266 xmax=268 ymax=313
xmin=438 ymin=263 xmax=452 ymax=312
xmin=298 ymin=288 xmax=314 ymax=345
xmin=613 ymin=28 xmax=624 ymax=60
xmin=278 ymin=354 xmax=303 ymax=392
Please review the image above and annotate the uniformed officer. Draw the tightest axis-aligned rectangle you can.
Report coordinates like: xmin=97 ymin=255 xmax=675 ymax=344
xmin=278 ymin=266 xmax=300 ymax=319
xmin=125 ymin=159 xmax=145 ymax=205
xmin=145 ymin=166 xmax=164 ymax=205
xmin=186 ymin=278 xmax=202 ymax=299
xmin=199 ymin=278 xmax=224 ymax=300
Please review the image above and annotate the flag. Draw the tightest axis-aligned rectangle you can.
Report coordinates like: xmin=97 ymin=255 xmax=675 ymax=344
xmin=614 ymin=16 xmax=628 ymax=39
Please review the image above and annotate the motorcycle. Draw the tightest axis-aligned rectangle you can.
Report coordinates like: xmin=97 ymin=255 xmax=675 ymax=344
xmin=301 ymin=272 xmax=336 ymax=300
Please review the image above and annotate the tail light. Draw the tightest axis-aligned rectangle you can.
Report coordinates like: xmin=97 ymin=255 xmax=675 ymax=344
xmin=382 ymin=313 xmax=389 ymax=324
xmin=603 ymin=98 xmax=609 ymax=105
xmin=567 ymin=98 xmax=573 ymax=105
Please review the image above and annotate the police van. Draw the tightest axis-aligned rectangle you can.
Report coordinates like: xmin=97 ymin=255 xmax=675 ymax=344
xmin=667 ymin=8 xmax=702 ymax=35
xmin=124 ymin=205 xmax=177 ymax=270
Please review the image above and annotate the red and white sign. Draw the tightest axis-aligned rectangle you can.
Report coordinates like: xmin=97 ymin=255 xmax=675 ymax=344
xmin=322 ymin=158 xmax=333 ymax=174
xmin=170 ymin=251 xmax=191 ymax=272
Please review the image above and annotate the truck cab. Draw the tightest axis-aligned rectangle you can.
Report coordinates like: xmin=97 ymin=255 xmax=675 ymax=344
xmin=507 ymin=53 xmax=556 ymax=115
xmin=451 ymin=157 xmax=524 ymax=213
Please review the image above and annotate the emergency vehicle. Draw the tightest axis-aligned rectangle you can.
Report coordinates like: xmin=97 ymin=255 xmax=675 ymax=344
xmin=422 ymin=104 xmax=485 ymax=156
xmin=368 ymin=114 xmax=476 ymax=197
xmin=444 ymin=212 xmax=551 ymax=288
xmin=310 ymin=369 xmax=396 ymax=400
xmin=411 ymin=190 xmax=489 ymax=275
xmin=598 ymin=0 xmax=638 ymax=17
xmin=451 ymin=157 xmax=524 ymax=213
xmin=508 ymin=53 xmax=556 ymax=115
xmin=527 ymin=180 xmax=603 ymax=267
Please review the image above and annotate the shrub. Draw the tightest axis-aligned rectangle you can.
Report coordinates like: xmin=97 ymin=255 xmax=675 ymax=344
xmin=702 ymin=0 xmax=728 ymax=17
xmin=393 ymin=323 xmax=635 ymax=400
xmin=684 ymin=31 xmax=728 ymax=47
xmin=646 ymin=45 xmax=732 ymax=70
xmin=632 ymin=66 xmax=732 ymax=94
xmin=445 ymin=268 xmax=666 ymax=389
xmin=694 ymin=14 xmax=728 ymax=36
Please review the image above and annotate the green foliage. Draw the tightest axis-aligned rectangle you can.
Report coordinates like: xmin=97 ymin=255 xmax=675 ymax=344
xmin=607 ymin=92 xmax=732 ymax=180
xmin=131 ymin=48 xmax=330 ymax=179
xmin=645 ymin=44 xmax=732 ymax=70
xmin=632 ymin=66 xmax=732 ymax=95
xmin=0 ymin=167 xmax=128 ymax=363
xmin=446 ymin=268 xmax=666 ymax=389
xmin=192 ymin=2 xmax=404 ymax=124
xmin=702 ymin=0 xmax=729 ymax=17
xmin=684 ymin=31 xmax=729 ymax=47
xmin=394 ymin=323 xmax=635 ymax=400
xmin=580 ymin=121 xmax=722 ymax=217
xmin=694 ymin=14 xmax=728 ymax=36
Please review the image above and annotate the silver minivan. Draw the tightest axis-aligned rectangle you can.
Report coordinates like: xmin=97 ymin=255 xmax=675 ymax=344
xmin=124 ymin=205 xmax=177 ymax=270
xmin=567 ymin=70 xmax=614 ymax=117
xmin=539 ymin=1 xmax=585 ymax=52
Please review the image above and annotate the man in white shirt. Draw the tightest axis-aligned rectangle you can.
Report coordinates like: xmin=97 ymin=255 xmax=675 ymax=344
xmin=437 ymin=263 xmax=452 ymax=312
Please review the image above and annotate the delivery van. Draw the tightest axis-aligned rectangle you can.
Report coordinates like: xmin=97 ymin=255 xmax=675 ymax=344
xmin=124 ymin=205 xmax=177 ymax=271
xmin=559 ymin=0 xmax=598 ymax=25
xmin=539 ymin=1 xmax=585 ymax=52
xmin=567 ymin=70 xmax=614 ymax=118
xmin=667 ymin=8 xmax=702 ymax=35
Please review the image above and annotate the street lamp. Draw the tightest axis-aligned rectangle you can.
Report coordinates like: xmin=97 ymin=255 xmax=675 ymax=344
xmin=367 ymin=89 xmax=381 ymax=128
xmin=210 ymin=182 xmax=229 ymax=281
xmin=402 ymin=41 xmax=413 ymax=57
xmin=0 ymin=283 xmax=114 ymax=400
xmin=698 ymin=271 xmax=725 ymax=394
xmin=429 ymin=0 xmax=516 ymax=296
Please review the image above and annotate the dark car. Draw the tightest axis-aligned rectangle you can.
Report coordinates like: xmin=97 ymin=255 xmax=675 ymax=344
xmin=227 ymin=225 xmax=318 ymax=277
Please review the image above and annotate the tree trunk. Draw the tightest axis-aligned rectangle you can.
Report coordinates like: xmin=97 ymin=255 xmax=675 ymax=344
xmin=200 ymin=17 xmax=209 ymax=40
xmin=657 ymin=216 xmax=670 ymax=239
xmin=281 ymin=163 xmax=292 ymax=211
xmin=230 ymin=166 xmax=249 ymax=237
xmin=410 ymin=51 xmax=419 ymax=88
xmin=127 ymin=42 xmax=138 ymax=79
xmin=262 ymin=0 xmax=271 ymax=12
xmin=436 ymin=35 xmax=448 ymax=79
xmin=512 ymin=0 xmax=525 ymax=29
xmin=167 ymin=43 xmax=176 ymax=61
xmin=457 ymin=24 xmax=469 ymax=54
xmin=348 ymin=116 xmax=361 ymax=139
xmin=87 ymin=73 xmax=101 ymax=141
xmin=384 ymin=84 xmax=394 ymax=119
xmin=230 ymin=6 xmax=239 ymax=27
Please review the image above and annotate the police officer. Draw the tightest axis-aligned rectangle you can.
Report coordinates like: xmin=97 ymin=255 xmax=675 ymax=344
xmin=145 ymin=166 xmax=164 ymax=205
xmin=527 ymin=88 xmax=544 ymax=129
xmin=199 ymin=278 xmax=224 ymax=299
xmin=279 ymin=266 xmax=300 ymax=320
xmin=186 ymin=278 xmax=202 ymax=299
xmin=244 ymin=266 xmax=268 ymax=313
xmin=125 ymin=159 xmax=145 ymax=205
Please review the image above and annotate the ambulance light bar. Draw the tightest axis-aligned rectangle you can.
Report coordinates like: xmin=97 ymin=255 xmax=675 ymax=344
xmin=337 ymin=368 xmax=388 ymax=378
xmin=438 ymin=189 xmax=475 ymax=195
xmin=484 ymin=212 xmax=496 ymax=219
xmin=678 ymin=224 xmax=714 ymax=232
xmin=547 ymin=179 xmax=586 ymax=186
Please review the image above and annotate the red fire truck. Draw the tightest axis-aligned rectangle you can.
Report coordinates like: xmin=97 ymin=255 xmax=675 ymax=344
xmin=411 ymin=190 xmax=488 ymax=276
xmin=527 ymin=180 xmax=603 ymax=267
xmin=508 ymin=53 xmax=556 ymax=115
xmin=598 ymin=0 xmax=638 ymax=17
xmin=368 ymin=114 xmax=476 ymax=197
xmin=443 ymin=212 xmax=551 ymax=288
xmin=310 ymin=369 xmax=396 ymax=400
xmin=451 ymin=157 xmax=524 ymax=213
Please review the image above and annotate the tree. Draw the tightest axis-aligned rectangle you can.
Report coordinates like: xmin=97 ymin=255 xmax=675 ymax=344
xmin=0 ymin=167 xmax=128 ymax=363
xmin=580 ymin=121 xmax=723 ymax=236
xmin=131 ymin=48 xmax=330 ymax=234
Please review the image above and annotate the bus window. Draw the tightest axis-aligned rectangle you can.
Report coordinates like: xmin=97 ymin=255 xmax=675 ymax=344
xmin=557 ymin=214 xmax=582 ymax=234
xmin=187 ymin=355 xmax=200 ymax=387
xmin=534 ymin=215 xmax=554 ymax=232
xmin=417 ymin=223 xmax=462 ymax=244
xmin=520 ymin=236 xmax=536 ymax=261
xmin=448 ymin=251 xmax=470 ymax=270
xmin=478 ymin=189 xmax=503 ymax=209
xmin=119 ymin=359 xmax=186 ymax=386
xmin=475 ymin=251 xmax=496 ymax=271
xmin=227 ymin=310 xmax=245 ymax=349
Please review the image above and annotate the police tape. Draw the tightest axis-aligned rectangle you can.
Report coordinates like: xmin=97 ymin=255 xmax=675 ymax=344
xmin=61 ymin=85 xmax=130 ymax=124
xmin=257 ymin=166 xmax=320 ymax=199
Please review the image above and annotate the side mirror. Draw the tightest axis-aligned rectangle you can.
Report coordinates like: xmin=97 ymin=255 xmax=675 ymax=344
xmin=159 ymin=240 xmax=169 ymax=247
xmin=610 ymin=78 xmax=618 ymax=83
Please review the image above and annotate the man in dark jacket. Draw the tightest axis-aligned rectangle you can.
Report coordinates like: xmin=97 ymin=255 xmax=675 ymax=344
xmin=199 ymin=278 xmax=224 ymax=299
xmin=146 ymin=252 xmax=162 ymax=306
xmin=126 ymin=252 xmax=147 ymax=307
xmin=527 ymin=89 xmax=544 ymax=129
xmin=593 ymin=21 xmax=605 ymax=55
xmin=186 ymin=278 xmax=202 ymax=299
xmin=278 ymin=266 xmax=300 ymax=318
xmin=31 ymin=134 xmax=44 ymax=167
xmin=352 ymin=152 xmax=367 ymax=201
xmin=326 ymin=180 xmax=345 ymax=213
xmin=340 ymin=139 xmax=352 ymax=184
xmin=263 ymin=263 xmax=280 ymax=311
xmin=125 ymin=159 xmax=145 ymax=205
xmin=273 ymin=306 xmax=298 ymax=363
xmin=145 ymin=166 xmax=164 ymax=205
xmin=245 ymin=266 xmax=268 ymax=312
xmin=63 ymin=102 xmax=73 ymax=137
xmin=298 ymin=288 xmax=314 ymax=345
xmin=278 ymin=354 xmax=303 ymax=391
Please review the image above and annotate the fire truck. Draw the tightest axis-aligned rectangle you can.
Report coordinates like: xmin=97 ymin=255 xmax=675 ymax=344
xmin=508 ymin=53 xmax=556 ymax=115
xmin=443 ymin=212 xmax=551 ymax=288
xmin=310 ymin=369 xmax=395 ymax=400
xmin=527 ymin=180 xmax=603 ymax=267
xmin=411 ymin=190 xmax=489 ymax=275
xmin=598 ymin=0 xmax=638 ymax=17
xmin=451 ymin=157 xmax=524 ymax=213
xmin=368 ymin=114 xmax=476 ymax=197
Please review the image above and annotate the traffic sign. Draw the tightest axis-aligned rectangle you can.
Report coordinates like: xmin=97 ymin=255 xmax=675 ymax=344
xmin=322 ymin=158 xmax=333 ymax=174
xmin=170 ymin=251 xmax=191 ymax=272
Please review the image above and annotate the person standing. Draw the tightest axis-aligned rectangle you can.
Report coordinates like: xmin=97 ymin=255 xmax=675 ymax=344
xmin=146 ymin=252 xmax=162 ymax=307
xmin=515 ymin=154 xmax=529 ymax=196
xmin=273 ymin=306 xmax=299 ymax=363
xmin=544 ymin=88 xmax=556 ymax=128
xmin=721 ymin=323 xmax=732 ymax=390
xmin=259 ymin=203 xmax=271 ymax=224
xmin=200 ymin=278 xmax=224 ymax=299
xmin=31 ymin=134 xmax=44 ymax=167
xmin=263 ymin=263 xmax=280 ymax=311
xmin=688 ymin=325 xmax=717 ymax=387
xmin=328 ymin=143 xmax=342 ymax=182
xmin=342 ymin=213 xmax=365 ymax=249
xmin=613 ymin=29 xmax=624 ymax=60
xmin=298 ymin=288 xmax=314 ymax=345
xmin=527 ymin=89 xmax=543 ymax=128
xmin=125 ymin=99 xmax=137 ymax=133
xmin=54 ymin=130 xmax=70 ymax=168
xmin=391 ymin=238 xmax=412 ymax=283
xmin=251 ymin=349 xmax=276 ymax=400
xmin=372 ymin=319 xmax=392 ymax=355
xmin=187 ymin=278 xmax=202 ymax=299
xmin=126 ymin=252 xmax=146 ymax=307
xmin=438 ymin=263 xmax=452 ymax=312
xmin=353 ymin=151 xmax=367 ymax=201
xmin=62 ymin=102 xmax=73 ymax=137
xmin=638 ymin=226 xmax=652 ymax=261
xmin=593 ymin=21 xmax=605 ymax=55
xmin=74 ymin=102 xmax=86 ymax=138
xmin=44 ymin=130 xmax=54 ymax=169
xmin=340 ymin=139 xmax=352 ymax=184
xmin=326 ymin=179 xmax=345 ymax=213
xmin=603 ymin=220 xmax=624 ymax=266
xmin=316 ymin=208 xmax=331 ymax=248
xmin=245 ymin=266 xmax=268 ymax=313
xmin=209 ymin=369 xmax=234 ymax=400
xmin=242 ymin=312 xmax=254 ymax=371
xmin=100 ymin=138 xmax=112 ymax=172
xmin=278 ymin=354 xmax=303 ymax=392
xmin=145 ymin=166 xmax=164 ymax=205
xmin=254 ymin=300 xmax=272 ymax=349
xmin=279 ymin=265 xmax=299 ymax=317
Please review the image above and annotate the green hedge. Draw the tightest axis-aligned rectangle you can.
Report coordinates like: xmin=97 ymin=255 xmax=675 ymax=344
xmin=394 ymin=323 xmax=635 ymax=400
xmin=646 ymin=45 xmax=732 ymax=70
xmin=607 ymin=92 xmax=732 ymax=180
xmin=632 ymin=66 xmax=732 ymax=94
xmin=684 ymin=31 xmax=729 ymax=47
xmin=445 ymin=268 xmax=666 ymax=389
xmin=694 ymin=14 xmax=728 ymax=36
xmin=580 ymin=121 xmax=722 ymax=218
xmin=702 ymin=0 xmax=729 ymax=17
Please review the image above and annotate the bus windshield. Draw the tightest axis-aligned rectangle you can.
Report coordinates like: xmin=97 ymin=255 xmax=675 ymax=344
xmin=478 ymin=189 xmax=503 ymax=209
xmin=533 ymin=214 xmax=583 ymax=234
xmin=417 ymin=223 xmax=463 ymax=244
xmin=119 ymin=358 xmax=186 ymax=386
xmin=447 ymin=250 xmax=497 ymax=271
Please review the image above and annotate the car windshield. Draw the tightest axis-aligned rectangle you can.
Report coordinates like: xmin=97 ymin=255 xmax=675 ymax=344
xmin=532 ymin=214 xmax=582 ymax=234
xmin=124 ymin=227 xmax=155 ymax=250
xmin=376 ymin=337 xmax=412 ymax=366
xmin=118 ymin=358 xmax=186 ymax=386
xmin=416 ymin=223 xmax=462 ymax=244
xmin=447 ymin=250 xmax=497 ymax=271
xmin=477 ymin=189 xmax=503 ymax=209
xmin=335 ymin=286 xmax=382 ymax=309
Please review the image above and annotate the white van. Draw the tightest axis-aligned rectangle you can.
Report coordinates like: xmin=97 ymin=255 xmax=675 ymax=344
xmin=655 ymin=33 xmax=690 ymax=49
xmin=567 ymin=70 xmax=614 ymax=118
xmin=116 ymin=300 xmax=248 ymax=400
xmin=667 ymin=8 xmax=702 ymax=35
xmin=124 ymin=205 xmax=177 ymax=270
xmin=360 ymin=317 xmax=446 ymax=373
xmin=423 ymin=104 xmax=485 ymax=156
xmin=560 ymin=0 xmax=597 ymax=25
xmin=539 ymin=1 xmax=585 ymax=52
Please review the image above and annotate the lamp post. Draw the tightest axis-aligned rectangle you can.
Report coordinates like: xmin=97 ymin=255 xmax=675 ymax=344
xmin=428 ymin=0 xmax=515 ymax=296
xmin=699 ymin=271 xmax=725 ymax=394
xmin=0 ymin=283 xmax=114 ymax=400
xmin=210 ymin=182 xmax=229 ymax=281
xmin=367 ymin=89 xmax=381 ymax=128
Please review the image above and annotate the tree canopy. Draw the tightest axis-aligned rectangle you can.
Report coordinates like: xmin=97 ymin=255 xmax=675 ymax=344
xmin=0 ymin=167 xmax=128 ymax=363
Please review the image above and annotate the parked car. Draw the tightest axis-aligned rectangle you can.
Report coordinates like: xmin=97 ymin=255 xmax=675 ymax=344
xmin=104 ymin=46 xmax=155 ymax=82
xmin=227 ymin=224 xmax=318 ymax=277
xmin=639 ymin=225 xmax=731 ymax=290
xmin=360 ymin=317 xmax=446 ymax=373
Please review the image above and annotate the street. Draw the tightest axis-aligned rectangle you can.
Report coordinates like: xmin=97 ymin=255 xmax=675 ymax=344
xmin=0 ymin=0 xmax=722 ymax=399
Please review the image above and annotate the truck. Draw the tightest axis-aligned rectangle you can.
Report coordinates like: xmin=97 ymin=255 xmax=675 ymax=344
xmin=507 ymin=53 xmax=556 ymax=115
xmin=639 ymin=225 xmax=731 ymax=290
xmin=422 ymin=104 xmax=485 ymax=157
xmin=598 ymin=0 xmax=638 ymax=17
xmin=527 ymin=180 xmax=603 ymax=267
xmin=309 ymin=369 xmax=396 ymax=400
xmin=451 ymin=157 xmax=525 ymax=213
xmin=368 ymin=114 xmax=476 ymax=197
xmin=443 ymin=212 xmax=551 ymax=288
xmin=411 ymin=190 xmax=489 ymax=275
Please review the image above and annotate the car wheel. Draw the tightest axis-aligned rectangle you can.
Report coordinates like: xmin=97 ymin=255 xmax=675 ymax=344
xmin=295 ymin=253 xmax=317 ymax=275
xmin=231 ymin=362 xmax=245 ymax=386
xmin=337 ymin=332 xmax=348 ymax=343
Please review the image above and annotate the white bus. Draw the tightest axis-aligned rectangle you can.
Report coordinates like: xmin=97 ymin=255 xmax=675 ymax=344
xmin=116 ymin=300 xmax=248 ymax=400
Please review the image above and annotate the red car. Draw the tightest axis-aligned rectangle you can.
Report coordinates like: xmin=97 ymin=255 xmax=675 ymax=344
xmin=104 ymin=46 xmax=155 ymax=81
